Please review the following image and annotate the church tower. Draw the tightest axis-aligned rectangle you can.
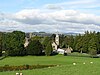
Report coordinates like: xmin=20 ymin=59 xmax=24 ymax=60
xmin=55 ymin=33 xmax=59 ymax=46
xmin=52 ymin=32 xmax=60 ymax=50
xmin=29 ymin=33 xmax=32 ymax=39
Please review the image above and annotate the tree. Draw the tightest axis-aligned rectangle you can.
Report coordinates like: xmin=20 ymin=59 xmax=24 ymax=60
xmin=75 ymin=36 xmax=83 ymax=53
xmin=59 ymin=34 xmax=65 ymax=48
xmin=0 ymin=32 xmax=3 ymax=56
xmin=74 ymin=31 xmax=97 ymax=53
xmin=42 ymin=36 xmax=51 ymax=50
xmin=97 ymin=32 xmax=100 ymax=53
xmin=31 ymin=36 xmax=42 ymax=43
xmin=73 ymin=34 xmax=82 ymax=52
xmin=8 ymin=44 xmax=26 ymax=56
xmin=50 ymin=34 xmax=56 ymax=42
xmin=27 ymin=40 xmax=43 ymax=55
xmin=45 ymin=42 xmax=53 ymax=56
xmin=88 ymin=38 xmax=97 ymax=55
xmin=3 ymin=31 xmax=26 ymax=56
xmin=66 ymin=35 xmax=74 ymax=49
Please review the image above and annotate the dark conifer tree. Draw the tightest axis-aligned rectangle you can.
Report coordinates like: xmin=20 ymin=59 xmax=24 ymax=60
xmin=45 ymin=41 xmax=53 ymax=56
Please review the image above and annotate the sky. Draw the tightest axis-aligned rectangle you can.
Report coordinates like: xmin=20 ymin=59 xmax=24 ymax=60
xmin=0 ymin=0 xmax=100 ymax=33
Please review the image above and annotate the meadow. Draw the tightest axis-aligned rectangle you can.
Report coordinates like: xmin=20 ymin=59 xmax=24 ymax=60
xmin=0 ymin=54 xmax=100 ymax=75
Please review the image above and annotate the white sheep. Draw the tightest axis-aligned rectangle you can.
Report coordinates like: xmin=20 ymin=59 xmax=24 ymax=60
xmin=83 ymin=62 xmax=85 ymax=64
xmin=73 ymin=63 xmax=76 ymax=65
xmin=20 ymin=73 xmax=23 ymax=75
xmin=90 ymin=62 xmax=93 ymax=64
xmin=16 ymin=73 xmax=19 ymax=75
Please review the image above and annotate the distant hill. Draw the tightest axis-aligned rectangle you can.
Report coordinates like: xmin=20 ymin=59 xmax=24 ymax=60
xmin=25 ymin=32 xmax=80 ymax=37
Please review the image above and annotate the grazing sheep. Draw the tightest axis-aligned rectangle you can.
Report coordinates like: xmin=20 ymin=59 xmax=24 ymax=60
xmin=83 ymin=62 xmax=85 ymax=64
xmin=90 ymin=62 xmax=93 ymax=64
xmin=16 ymin=73 xmax=19 ymax=75
xmin=73 ymin=63 xmax=76 ymax=65
xmin=20 ymin=73 xmax=23 ymax=75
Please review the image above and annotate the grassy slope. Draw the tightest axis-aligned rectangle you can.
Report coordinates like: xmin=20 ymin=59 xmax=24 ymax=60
xmin=0 ymin=55 xmax=100 ymax=75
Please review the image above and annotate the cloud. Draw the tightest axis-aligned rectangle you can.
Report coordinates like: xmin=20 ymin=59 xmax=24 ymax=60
xmin=44 ymin=0 xmax=100 ymax=9
xmin=44 ymin=4 xmax=63 ymax=10
xmin=13 ymin=9 xmax=57 ymax=25
xmin=13 ymin=9 xmax=100 ymax=26
xmin=0 ymin=9 xmax=100 ymax=33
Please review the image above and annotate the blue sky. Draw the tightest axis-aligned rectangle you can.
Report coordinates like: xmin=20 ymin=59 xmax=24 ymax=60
xmin=0 ymin=0 xmax=64 ymax=12
xmin=0 ymin=0 xmax=100 ymax=33
xmin=0 ymin=0 xmax=100 ymax=14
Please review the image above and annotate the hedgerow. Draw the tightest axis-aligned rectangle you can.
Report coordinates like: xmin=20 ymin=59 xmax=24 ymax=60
xmin=0 ymin=64 xmax=57 ymax=72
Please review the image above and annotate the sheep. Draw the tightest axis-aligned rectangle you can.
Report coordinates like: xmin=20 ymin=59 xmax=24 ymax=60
xmin=16 ymin=73 xmax=19 ymax=75
xmin=73 ymin=63 xmax=76 ymax=65
xmin=20 ymin=73 xmax=23 ymax=75
xmin=90 ymin=62 xmax=93 ymax=64
xmin=83 ymin=62 xmax=85 ymax=64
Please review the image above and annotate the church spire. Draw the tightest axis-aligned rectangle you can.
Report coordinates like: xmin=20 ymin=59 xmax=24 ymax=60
xmin=55 ymin=32 xmax=59 ymax=46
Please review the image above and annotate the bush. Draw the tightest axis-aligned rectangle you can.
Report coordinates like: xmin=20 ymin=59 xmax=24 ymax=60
xmin=0 ymin=64 xmax=57 ymax=72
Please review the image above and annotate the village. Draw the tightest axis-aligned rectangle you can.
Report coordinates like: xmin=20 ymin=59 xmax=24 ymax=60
xmin=24 ymin=32 xmax=73 ymax=55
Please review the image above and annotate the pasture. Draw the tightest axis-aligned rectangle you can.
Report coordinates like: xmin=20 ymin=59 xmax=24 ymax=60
xmin=0 ymin=55 xmax=100 ymax=75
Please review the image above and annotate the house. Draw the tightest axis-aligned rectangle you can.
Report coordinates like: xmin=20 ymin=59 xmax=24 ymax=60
xmin=66 ymin=45 xmax=73 ymax=54
xmin=57 ymin=46 xmax=73 ymax=55
xmin=57 ymin=48 xmax=65 ymax=54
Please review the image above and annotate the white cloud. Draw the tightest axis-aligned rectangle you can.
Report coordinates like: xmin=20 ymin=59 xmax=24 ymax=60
xmin=0 ymin=9 xmax=100 ymax=33
xmin=44 ymin=4 xmax=63 ymax=10
xmin=58 ymin=0 xmax=100 ymax=9
xmin=44 ymin=0 xmax=100 ymax=15
xmin=13 ymin=9 xmax=100 ymax=25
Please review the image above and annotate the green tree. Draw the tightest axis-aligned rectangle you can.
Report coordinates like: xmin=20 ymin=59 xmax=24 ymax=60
xmin=67 ymin=35 xmax=74 ymax=49
xmin=0 ymin=32 xmax=3 ymax=56
xmin=59 ymin=34 xmax=65 ymax=48
xmin=45 ymin=42 xmax=53 ymax=56
xmin=42 ymin=36 xmax=51 ymax=50
xmin=31 ymin=36 xmax=42 ymax=42
xmin=73 ymin=34 xmax=82 ymax=52
xmin=88 ymin=38 xmax=97 ymax=55
xmin=97 ymin=32 xmax=100 ymax=53
xmin=50 ymin=34 xmax=56 ymax=42
xmin=75 ymin=36 xmax=83 ymax=53
xmin=3 ymin=31 xmax=26 ymax=56
xmin=27 ymin=40 xmax=43 ymax=55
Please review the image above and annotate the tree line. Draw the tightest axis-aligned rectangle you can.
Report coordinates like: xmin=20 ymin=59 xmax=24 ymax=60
xmin=59 ymin=31 xmax=100 ymax=55
xmin=0 ymin=31 xmax=100 ymax=56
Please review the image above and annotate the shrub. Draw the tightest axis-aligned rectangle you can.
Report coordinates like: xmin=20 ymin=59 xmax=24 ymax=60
xmin=0 ymin=64 xmax=57 ymax=72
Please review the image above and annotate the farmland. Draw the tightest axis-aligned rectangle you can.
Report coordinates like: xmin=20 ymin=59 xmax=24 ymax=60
xmin=0 ymin=55 xmax=100 ymax=75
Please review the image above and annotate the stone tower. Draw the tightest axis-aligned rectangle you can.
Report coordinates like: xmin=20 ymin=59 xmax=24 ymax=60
xmin=55 ymin=33 xmax=59 ymax=46
xmin=24 ymin=33 xmax=32 ymax=47
xmin=29 ymin=33 xmax=32 ymax=39
xmin=24 ymin=37 xmax=29 ymax=47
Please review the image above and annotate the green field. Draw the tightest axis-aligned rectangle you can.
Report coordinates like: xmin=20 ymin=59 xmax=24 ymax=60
xmin=0 ymin=55 xmax=100 ymax=75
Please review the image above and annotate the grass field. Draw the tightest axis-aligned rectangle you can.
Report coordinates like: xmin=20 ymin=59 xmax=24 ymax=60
xmin=0 ymin=54 xmax=100 ymax=75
